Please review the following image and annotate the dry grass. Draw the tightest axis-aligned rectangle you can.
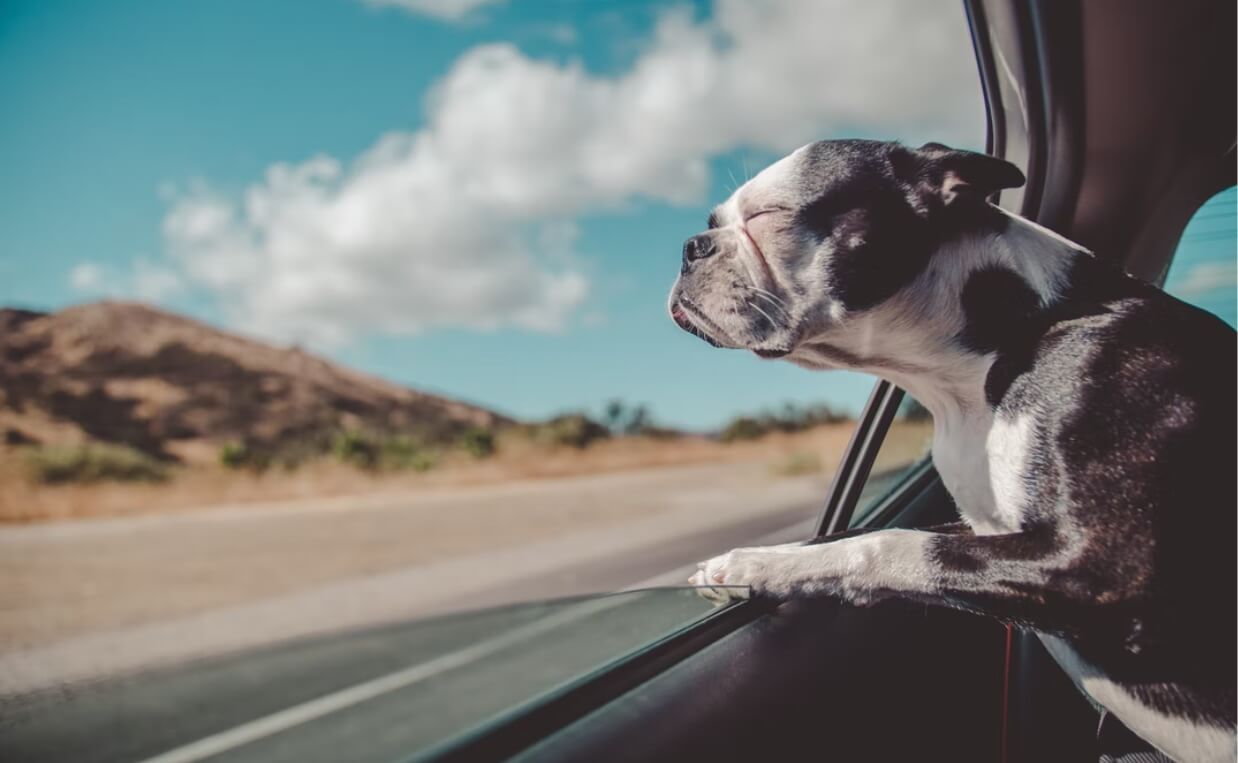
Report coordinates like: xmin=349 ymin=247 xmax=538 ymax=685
xmin=0 ymin=424 xmax=813 ymax=522
xmin=0 ymin=421 xmax=935 ymax=524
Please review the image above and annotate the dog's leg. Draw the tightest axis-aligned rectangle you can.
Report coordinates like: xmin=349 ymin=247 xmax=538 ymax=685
xmin=692 ymin=524 xmax=1102 ymax=632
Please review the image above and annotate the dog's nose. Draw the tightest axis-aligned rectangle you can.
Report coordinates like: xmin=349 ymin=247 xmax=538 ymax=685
xmin=682 ymin=234 xmax=717 ymax=266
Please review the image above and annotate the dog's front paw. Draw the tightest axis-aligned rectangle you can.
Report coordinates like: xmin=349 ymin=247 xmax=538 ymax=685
xmin=688 ymin=548 xmax=787 ymax=602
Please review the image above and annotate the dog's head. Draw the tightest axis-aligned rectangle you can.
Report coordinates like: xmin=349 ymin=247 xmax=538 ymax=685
xmin=667 ymin=139 xmax=1024 ymax=359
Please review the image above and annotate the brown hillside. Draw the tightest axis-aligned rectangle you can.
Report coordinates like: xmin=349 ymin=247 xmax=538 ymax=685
xmin=0 ymin=301 xmax=511 ymax=463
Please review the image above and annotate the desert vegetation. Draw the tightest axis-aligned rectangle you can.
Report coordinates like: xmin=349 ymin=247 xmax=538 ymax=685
xmin=21 ymin=443 xmax=169 ymax=485
xmin=0 ymin=398 xmax=886 ymax=522
xmin=0 ymin=302 xmax=944 ymax=524
xmin=717 ymin=402 xmax=850 ymax=443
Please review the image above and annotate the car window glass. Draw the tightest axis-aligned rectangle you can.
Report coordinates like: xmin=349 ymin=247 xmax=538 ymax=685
xmin=1 ymin=3 xmax=984 ymax=761
xmin=1162 ymin=186 xmax=1236 ymax=326
xmin=848 ymin=395 xmax=935 ymax=528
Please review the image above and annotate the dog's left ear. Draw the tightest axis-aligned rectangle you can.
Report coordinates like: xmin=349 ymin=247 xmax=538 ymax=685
xmin=892 ymin=142 xmax=1025 ymax=206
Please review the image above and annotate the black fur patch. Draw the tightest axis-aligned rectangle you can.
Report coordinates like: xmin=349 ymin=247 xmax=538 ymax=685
xmin=958 ymin=266 xmax=1042 ymax=354
xmin=983 ymin=257 xmax=1149 ymax=407
xmin=792 ymin=140 xmax=1015 ymax=315
xmin=803 ymin=175 xmax=933 ymax=312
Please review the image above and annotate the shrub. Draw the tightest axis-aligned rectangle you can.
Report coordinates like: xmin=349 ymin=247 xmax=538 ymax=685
xmin=533 ymin=413 xmax=610 ymax=449
xmin=219 ymin=442 xmax=248 ymax=469
xmin=719 ymin=402 xmax=850 ymax=442
xmin=459 ymin=427 xmax=496 ymax=459
xmin=379 ymin=436 xmax=437 ymax=471
xmin=332 ymin=430 xmax=381 ymax=469
xmin=25 ymin=443 xmax=168 ymax=485
xmin=719 ymin=416 xmax=765 ymax=443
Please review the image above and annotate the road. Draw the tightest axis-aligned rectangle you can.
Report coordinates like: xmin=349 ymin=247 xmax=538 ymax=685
xmin=0 ymin=461 xmax=828 ymax=763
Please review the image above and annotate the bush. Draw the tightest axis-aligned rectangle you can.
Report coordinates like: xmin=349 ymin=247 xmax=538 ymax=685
xmin=327 ymin=431 xmax=439 ymax=472
xmin=719 ymin=416 xmax=765 ymax=443
xmin=25 ymin=444 xmax=168 ymax=485
xmin=459 ymin=427 xmax=496 ymax=459
xmin=332 ymin=431 xmax=381 ymax=469
xmin=379 ymin=436 xmax=437 ymax=472
xmin=719 ymin=402 xmax=850 ymax=442
xmin=219 ymin=442 xmax=250 ymax=469
xmin=532 ymin=413 xmax=610 ymax=449
xmin=217 ymin=429 xmax=447 ymax=473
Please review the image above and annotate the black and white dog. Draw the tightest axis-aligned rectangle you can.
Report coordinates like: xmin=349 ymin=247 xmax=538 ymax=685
xmin=669 ymin=139 xmax=1236 ymax=762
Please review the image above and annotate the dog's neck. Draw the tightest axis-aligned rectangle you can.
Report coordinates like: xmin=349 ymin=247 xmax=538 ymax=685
xmin=796 ymin=207 xmax=1088 ymax=424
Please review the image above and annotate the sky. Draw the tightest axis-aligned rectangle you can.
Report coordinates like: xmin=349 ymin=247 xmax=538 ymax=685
xmin=1 ymin=0 xmax=1233 ymax=430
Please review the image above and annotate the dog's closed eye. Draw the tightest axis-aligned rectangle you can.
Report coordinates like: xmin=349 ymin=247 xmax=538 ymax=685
xmin=743 ymin=208 xmax=788 ymax=241
xmin=743 ymin=207 xmax=789 ymax=223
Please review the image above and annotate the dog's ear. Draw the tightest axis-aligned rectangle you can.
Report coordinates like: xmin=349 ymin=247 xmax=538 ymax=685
xmin=892 ymin=142 xmax=1025 ymax=206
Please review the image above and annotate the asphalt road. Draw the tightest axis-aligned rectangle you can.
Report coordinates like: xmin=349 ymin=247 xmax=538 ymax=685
xmin=0 ymin=464 xmax=822 ymax=763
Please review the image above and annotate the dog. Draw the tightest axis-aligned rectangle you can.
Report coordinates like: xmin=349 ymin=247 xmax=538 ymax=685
xmin=668 ymin=139 xmax=1236 ymax=762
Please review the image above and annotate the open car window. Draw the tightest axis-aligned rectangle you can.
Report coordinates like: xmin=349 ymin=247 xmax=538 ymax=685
xmin=0 ymin=2 xmax=990 ymax=763
xmin=847 ymin=395 xmax=935 ymax=529
xmin=1162 ymin=186 xmax=1237 ymax=326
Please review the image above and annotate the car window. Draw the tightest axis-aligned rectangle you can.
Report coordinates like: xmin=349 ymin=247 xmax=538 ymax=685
xmin=1162 ymin=186 xmax=1237 ymax=326
xmin=0 ymin=588 xmax=744 ymax=763
xmin=0 ymin=2 xmax=984 ymax=761
xmin=847 ymin=394 xmax=935 ymax=528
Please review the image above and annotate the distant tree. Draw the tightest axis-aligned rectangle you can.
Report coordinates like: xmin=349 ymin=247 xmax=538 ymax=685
xmin=624 ymin=404 xmax=652 ymax=435
xmin=603 ymin=399 xmax=627 ymax=433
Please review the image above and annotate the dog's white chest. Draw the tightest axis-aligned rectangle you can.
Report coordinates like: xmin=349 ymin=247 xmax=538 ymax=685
xmin=932 ymin=411 xmax=1032 ymax=535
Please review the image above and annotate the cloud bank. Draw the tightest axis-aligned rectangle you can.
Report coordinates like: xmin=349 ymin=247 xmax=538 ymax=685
xmin=144 ymin=0 xmax=982 ymax=345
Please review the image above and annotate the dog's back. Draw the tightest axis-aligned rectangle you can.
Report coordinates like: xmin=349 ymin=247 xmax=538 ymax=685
xmin=993 ymin=256 xmax=1236 ymax=754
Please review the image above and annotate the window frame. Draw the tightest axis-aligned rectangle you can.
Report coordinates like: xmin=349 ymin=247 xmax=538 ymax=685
xmin=812 ymin=380 xmax=906 ymax=536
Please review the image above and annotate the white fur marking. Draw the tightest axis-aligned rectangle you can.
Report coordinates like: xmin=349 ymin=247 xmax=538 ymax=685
xmin=1041 ymin=636 xmax=1237 ymax=763
xmin=986 ymin=413 xmax=1034 ymax=534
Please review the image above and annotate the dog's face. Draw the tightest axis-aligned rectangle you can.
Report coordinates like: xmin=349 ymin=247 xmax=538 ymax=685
xmin=667 ymin=139 xmax=1024 ymax=359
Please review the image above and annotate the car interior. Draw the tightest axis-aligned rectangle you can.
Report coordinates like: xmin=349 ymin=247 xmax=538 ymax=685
xmin=418 ymin=2 xmax=1235 ymax=761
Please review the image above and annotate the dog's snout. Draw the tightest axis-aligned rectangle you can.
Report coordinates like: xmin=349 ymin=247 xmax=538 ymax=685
xmin=682 ymin=234 xmax=718 ymax=266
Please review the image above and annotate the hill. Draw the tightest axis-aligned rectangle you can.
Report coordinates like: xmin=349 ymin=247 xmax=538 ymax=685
xmin=0 ymin=301 xmax=511 ymax=465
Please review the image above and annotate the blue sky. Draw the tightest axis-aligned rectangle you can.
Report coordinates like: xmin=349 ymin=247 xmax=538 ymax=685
xmin=2 ymin=1 xmax=1232 ymax=430
xmin=1163 ymin=187 xmax=1238 ymax=326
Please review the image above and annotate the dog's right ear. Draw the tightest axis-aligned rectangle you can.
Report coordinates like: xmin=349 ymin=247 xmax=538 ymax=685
xmin=892 ymin=142 xmax=1025 ymax=207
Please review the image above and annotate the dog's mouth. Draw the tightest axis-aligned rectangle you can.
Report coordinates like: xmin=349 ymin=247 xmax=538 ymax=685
xmin=672 ymin=297 xmax=794 ymax=358
xmin=753 ymin=347 xmax=789 ymax=359
xmin=671 ymin=298 xmax=728 ymax=348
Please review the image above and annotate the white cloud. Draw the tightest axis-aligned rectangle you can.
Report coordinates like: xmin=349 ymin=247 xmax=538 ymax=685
xmin=70 ymin=258 xmax=183 ymax=302
xmin=141 ymin=0 xmax=981 ymax=346
xmin=1168 ymin=260 xmax=1237 ymax=298
xmin=362 ymin=0 xmax=502 ymax=22
xmin=70 ymin=262 xmax=108 ymax=292
xmin=132 ymin=260 xmax=184 ymax=301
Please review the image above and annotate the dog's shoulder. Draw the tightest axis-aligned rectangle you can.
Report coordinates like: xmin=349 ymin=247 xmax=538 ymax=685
xmin=984 ymin=254 xmax=1235 ymax=414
